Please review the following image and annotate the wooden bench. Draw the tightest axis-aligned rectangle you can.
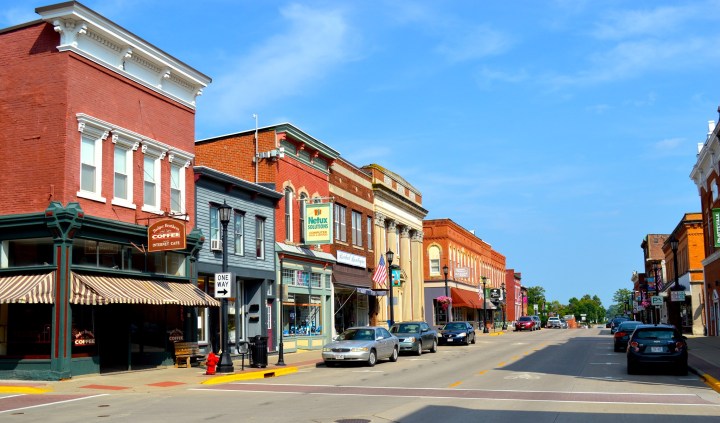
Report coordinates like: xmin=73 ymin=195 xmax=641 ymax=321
xmin=173 ymin=341 xmax=205 ymax=368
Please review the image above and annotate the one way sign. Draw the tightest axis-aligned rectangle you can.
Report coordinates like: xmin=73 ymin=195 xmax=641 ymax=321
xmin=214 ymin=272 xmax=232 ymax=298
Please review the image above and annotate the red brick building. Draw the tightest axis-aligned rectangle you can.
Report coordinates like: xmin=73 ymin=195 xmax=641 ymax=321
xmin=423 ymin=219 xmax=506 ymax=329
xmin=196 ymin=124 xmax=339 ymax=349
xmin=0 ymin=3 xmax=214 ymax=379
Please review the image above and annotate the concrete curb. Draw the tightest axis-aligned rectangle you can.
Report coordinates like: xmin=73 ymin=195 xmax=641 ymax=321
xmin=690 ymin=366 xmax=720 ymax=394
xmin=0 ymin=385 xmax=52 ymax=394
xmin=200 ymin=366 xmax=298 ymax=385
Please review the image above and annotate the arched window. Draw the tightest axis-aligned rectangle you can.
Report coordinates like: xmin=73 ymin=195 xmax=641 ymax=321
xmin=428 ymin=246 xmax=441 ymax=276
xmin=284 ymin=187 xmax=294 ymax=242
xmin=299 ymin=193 xmax=308 ymax=244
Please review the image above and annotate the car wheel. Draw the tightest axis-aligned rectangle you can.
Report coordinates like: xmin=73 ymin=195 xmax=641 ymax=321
xmin=430 ymin=339 xmax=438 ymax=353
xmin=471 ymin=333 xmax=476 ymax=344
xmin=389 ymin=347 xmax=399 ymax=362
xmin=613 ymin=345 xmax=620 ymax=352
xmin=367 ymin=349 xmax=377 ymax=367
xmin=415 ymin=342 xmax=423 ymax=356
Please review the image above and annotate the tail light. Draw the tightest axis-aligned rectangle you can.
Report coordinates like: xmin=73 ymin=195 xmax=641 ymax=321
xmin=675 ymin=341 xmax=686 ymax=351
xmin=614 ymin=331 xmax=626 ymax=338
xmin=629 ymin=341 xmax=640 ymax=352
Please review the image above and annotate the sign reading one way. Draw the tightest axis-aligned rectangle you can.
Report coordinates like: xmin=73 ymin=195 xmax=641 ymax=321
xmin=214 ymin=272 xmax=232 ymax=298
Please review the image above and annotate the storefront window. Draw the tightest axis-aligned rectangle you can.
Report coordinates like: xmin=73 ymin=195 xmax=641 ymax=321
xmin=3 ymin=238 xmax=54 ymax=268
xmin=283 ymin=294 xmax=322 ymax=335
xmin=71 ymin=304 xmax=97 ymax=357
xmin=0 ymin=303 xmax=52 ymax=358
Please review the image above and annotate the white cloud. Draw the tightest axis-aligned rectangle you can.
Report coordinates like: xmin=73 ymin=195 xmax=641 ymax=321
xmin=435 ymin=25 xmax=514 ymax=63
xmin=201 ymin=4 xmax=358 ymax=125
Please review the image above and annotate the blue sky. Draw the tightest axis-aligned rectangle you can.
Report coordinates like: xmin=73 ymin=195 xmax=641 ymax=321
xmin=4 ymin=1 xmax=718 ymax=309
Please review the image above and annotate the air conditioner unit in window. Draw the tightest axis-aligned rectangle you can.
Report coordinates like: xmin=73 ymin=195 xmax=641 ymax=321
xmin=210 ymin=239 xmax=222 ymax=251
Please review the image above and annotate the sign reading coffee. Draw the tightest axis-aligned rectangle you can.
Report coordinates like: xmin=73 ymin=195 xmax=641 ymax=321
xmin=148 ymin=219 xmax=186 ymax=252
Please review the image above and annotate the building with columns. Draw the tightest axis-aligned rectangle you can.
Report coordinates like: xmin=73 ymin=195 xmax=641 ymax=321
xmin=362 ymin=165 xmax=427 ymax=327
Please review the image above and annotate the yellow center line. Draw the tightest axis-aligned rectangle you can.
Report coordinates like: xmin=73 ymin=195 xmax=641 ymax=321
xmin=449 ymin=381 xmax=463 ymax=388
xmin=477 ymin=370 xmax=488 ymax=375
xmin=497 ymin=361 xmax=507 ymax=367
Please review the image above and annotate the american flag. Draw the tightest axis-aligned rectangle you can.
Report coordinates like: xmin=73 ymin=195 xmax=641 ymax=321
xmin=372 ymin=255 xmax=388 ymax=288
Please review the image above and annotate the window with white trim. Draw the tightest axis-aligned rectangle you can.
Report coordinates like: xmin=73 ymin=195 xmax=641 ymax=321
xmin=234 ymin=212 xmax=244 ymax=255
xmin=351 ymin=210 xmax=362 ymax=247
xmin=111 ymin=131 xmax=138 ymax=208
xmin=284 ymin=188 xmax=293 ymax=242
xmin=367 ymin=216 xmax=373 ymax=250
xmin=210 ymin=205 xmax=221 ymax=248
xmin=170 ymin=163 xmax=185 ymax=214
xmin=143 ymin=156 xmax=159 ymax=209
xmin=334 ymin=203 xmax=347 ymax=242
xmin=76 ymin=117 xmax=110 ymax=202
xmin=256 ymin=217 xmax=265 ymax=259
xmin=428 ymin=246 xmax=441 ymax=276
xmin=299 ymin=193 xmax=307 ymax=244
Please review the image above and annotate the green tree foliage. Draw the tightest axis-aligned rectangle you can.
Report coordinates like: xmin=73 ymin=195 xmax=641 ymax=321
xmin=566 ymin=295 xmax=606 ymax=324
xmin=526 ymin=286 xmax=546 ymax=316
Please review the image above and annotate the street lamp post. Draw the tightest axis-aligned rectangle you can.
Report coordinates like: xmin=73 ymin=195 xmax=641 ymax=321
xmin=481 ymin=277 xmax=489 ymax=333
xmin=653 ymin=263 xmax=660 ymax=324
xmin=669 ymin=235 xmax=681 ymax=333
xmin=501 ymin=282 xmax=507 ymax=330
xmin=276 ymin=255 xmax=285 ymax=366
xmin=386 ymin=250 xmax=395 ymax=327
xmin=443 ymin=265 xmax=451 ymax=323
xmin=217 ymin=201 xmax=234 ymax=373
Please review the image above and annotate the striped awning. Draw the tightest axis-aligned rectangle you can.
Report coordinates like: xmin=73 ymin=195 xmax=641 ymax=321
xmin=71 ymin=273 xmax=220 ymax=307
xmin=0 ymin=272 xmax=55 ymax=304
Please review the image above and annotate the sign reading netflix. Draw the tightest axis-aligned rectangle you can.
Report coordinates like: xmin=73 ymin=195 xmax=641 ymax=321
xmin=148 ymin=219 xmax=186 ymax=252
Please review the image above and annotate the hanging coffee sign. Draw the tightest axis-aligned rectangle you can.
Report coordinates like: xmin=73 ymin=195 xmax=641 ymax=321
xmin=148 ymin=219 xmax=186 ymax=252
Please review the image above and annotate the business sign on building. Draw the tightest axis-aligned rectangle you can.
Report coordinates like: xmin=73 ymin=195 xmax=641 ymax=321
xmin=337 ymin=250 xmax=367 ymax=268
xmin=713 ymin=208 xmax=720 ymax=247
xmin=305 ymin=203 xmax=333 ymax=245
xmin=148 ymin=219 xmax=186 ymax=252
xmin=454 ymin=267 xmax=470 ymax=278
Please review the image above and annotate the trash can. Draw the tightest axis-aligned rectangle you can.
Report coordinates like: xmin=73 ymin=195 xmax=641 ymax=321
xmin=248 ymin=335 xmax=268 ymax=368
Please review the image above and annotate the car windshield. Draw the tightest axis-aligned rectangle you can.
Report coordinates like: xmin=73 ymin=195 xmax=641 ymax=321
xmin=391 ymin=324 xmax=420 ymax=334
xmin=635 ymin=329 xmax=675 ymax=340
xmin=518 ymin=317 xmax=533 ymax=322
xmin=443 ymin=323 xmax=467 ymax=330
xmin=338 ymin=329 xmax=375 ymax=341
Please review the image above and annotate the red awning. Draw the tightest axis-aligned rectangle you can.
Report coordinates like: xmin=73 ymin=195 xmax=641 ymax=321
xmin=451 ymin=287 xmax=482 ymax=309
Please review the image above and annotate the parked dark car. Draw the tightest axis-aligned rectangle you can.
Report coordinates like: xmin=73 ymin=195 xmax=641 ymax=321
xmin=613 ymin=320 xmax=643 ymax=352
xmin=515 ymin=316 xmax=536 ymax=331
xmin=626 ymin=324 xmax=688 ymax=375
xmin=438 ymin=321 xmax=476 ymax=345
xmin=609 ymin=316 xmax=630 ymax=334
xmin=390 ymin=321 xmax=438 ymax=355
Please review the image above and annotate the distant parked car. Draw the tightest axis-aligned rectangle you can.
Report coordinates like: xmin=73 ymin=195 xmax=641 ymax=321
xmin=390 ymin=321 xmax=438 ymax=355
xmin=560 ymin=318 xmax=568 ymax=329
xmin=613 ymin=320 xmax=643 ymax=352
xmin=547 ymin=317 xmax=562 ymax=328
xmin=322 ymin=326 xmax=399 ymax=367
xmin=626 ymin=324 xmax=688 ymax=375
xmin=438 ymin=321 xmax=476 ymax=345
xmin=515 ymin=316 xmax=536 ymax=331
xmin=531 ymin=315 xmax=542 ymax=330
xmin=609 ymin=317 xmax=630 ymax=334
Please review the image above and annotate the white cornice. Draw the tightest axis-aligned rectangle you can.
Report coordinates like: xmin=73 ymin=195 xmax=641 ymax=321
xmin=691 ymin=121 xmax=720 ymax=192
xmin=36 ymin=2 xmax=211 ymax=109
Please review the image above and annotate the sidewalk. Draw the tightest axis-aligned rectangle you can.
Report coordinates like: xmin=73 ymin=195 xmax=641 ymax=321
xmin=686 ymin=335 xmax=720 ymax=392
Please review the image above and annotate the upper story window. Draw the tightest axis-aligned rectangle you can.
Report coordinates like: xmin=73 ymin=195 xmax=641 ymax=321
xmin=77 ymin=115 xmax=110 ymax=202
xmin=428 ymin=245 xmax=441 ymax=276
xmin=334 ymin=203 xmax=347 ymax=242
xmin=367 ymin=216 xmax=373 ymax=250
xmin=256 ymin=217 xmax=266 ymax=259
xmin=111 ymin=131 xmax=138 ymax=209
xmin=299 ymin=193 xmax=308 ymax=244
xmin=210 ymin=205 xmax=221 ymax=250
xmin=351 ymin=210 xmax=362 ymax=247
xmin=285 ymin=188 xmax=294 ymax=242
xmin=234 ymin=212 xmax=244 ymax=255
xmin=170 ymin=163 xmax=185 ymax=214
xmin=143 ymin=156 xmax=159 ymax=209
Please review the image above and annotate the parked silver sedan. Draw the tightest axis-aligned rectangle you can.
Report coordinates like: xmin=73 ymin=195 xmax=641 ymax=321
xmin=322 ymin=326 xmax=399 ymax=367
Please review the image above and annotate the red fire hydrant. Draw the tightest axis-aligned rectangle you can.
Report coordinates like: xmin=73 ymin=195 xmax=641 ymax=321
xmin=205 ymin=352 xmax=219 ymax=375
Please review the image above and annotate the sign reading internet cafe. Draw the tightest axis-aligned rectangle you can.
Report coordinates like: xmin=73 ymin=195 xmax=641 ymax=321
xmin=148 ymin=219 xmax=187 ymax=252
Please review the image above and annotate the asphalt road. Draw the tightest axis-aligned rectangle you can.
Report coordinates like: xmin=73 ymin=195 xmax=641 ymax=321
xmin=2 ymin=328 xmax=719 ymax=422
